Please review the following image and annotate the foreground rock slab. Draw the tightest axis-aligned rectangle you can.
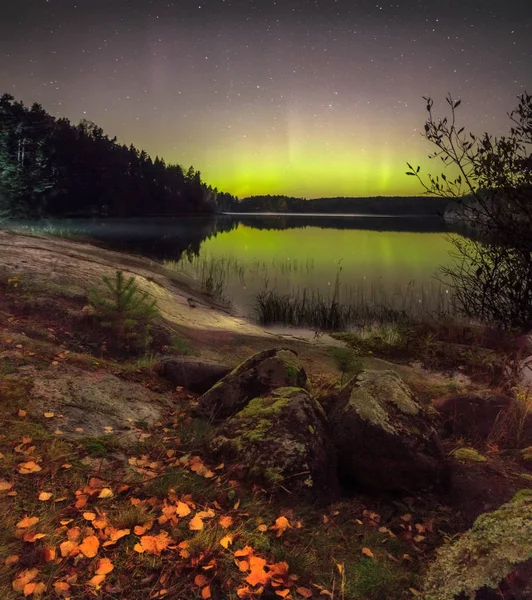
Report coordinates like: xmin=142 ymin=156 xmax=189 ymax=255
xmin=30 ymin=369 xmax=166 ymax=437
xmin=328 ymin=370 xmax=447 ymax=491
xmin=197 ymin=348 xmax=307 ymax=420
xmin=210 ymin=387 xmax=337 ymax=496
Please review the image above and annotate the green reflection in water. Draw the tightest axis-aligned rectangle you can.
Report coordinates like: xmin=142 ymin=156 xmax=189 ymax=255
xmin=174 ymin=224 xmax=459 ymax=319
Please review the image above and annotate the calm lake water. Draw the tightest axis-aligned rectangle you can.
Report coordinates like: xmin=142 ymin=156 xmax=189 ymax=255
xmin=10 ymin=214 xmax=461 ymax=321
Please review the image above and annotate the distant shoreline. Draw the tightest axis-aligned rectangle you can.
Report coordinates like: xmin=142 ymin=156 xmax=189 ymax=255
xmin=222 ymin=212 xmax=444 ymax=218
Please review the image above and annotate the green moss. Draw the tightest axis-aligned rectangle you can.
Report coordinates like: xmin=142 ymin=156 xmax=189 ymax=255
xmin=521 ymin=446 xmax=532 ymax=462
xmin=520 ymin=473 xmax=532 ymax=482
xmin=451 ymin=447 xmax=487 ymax=463
xmin=422 ymin=492 xmax=532 ymax=600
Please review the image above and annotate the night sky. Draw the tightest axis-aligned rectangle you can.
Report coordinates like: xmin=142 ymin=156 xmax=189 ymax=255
xmin=0 ymin=0 xmax=530 ymax=199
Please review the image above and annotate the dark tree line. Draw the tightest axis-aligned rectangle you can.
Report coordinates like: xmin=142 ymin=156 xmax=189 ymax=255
xmin=234 ymin=194 xmax=449 ymax=216
xmin=0 ymin=94 xmax=237 ymax=219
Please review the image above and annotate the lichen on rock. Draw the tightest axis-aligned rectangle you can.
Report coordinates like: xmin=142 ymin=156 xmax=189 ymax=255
xmin=327 ymin=370 xmax=447 ymax=491
xmin=451 ymin=447 xmax=488 ymax=463
xmin=209 ymin=387 xmax=337 ymax=496
xmin=422 ymin=490 xmax=532 ymax=600
xmin=196 ymin=347 xmax=308 ymax=421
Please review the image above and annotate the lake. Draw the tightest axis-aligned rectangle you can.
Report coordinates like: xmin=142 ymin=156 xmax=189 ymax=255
xmin=9 ymin=214 xmax=461 ymax=324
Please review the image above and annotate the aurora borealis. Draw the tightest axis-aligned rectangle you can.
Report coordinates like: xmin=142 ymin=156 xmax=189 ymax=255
xmin=0 ymin=0 xmax=530 ymax=198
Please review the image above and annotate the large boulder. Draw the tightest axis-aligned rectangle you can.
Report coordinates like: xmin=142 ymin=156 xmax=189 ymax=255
xmin=209 ymin=387 xmax=337 ymax=496
xmin=327 ymin=370 xmax=447 ymax=491
xmin=422 ymin=490 xmax=532 ymax=600
xmin=158 ymin=356 xmax=231 ymax=393
xmin=196 ymin=348 xmax=307 ymax=421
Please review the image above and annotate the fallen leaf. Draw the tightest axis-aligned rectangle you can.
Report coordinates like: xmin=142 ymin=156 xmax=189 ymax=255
xmin=53 ymin=581 xmax=70 ymax=594
xmin=194 ymin=575 xmax=208 ymax=587
xmin=175 ymin=501 xmax=191 ymax=517
xmin=219 ymin=515 xmax=233 ymax=529
xmin=271 ymin=516 xmax=291 ymax=537
xmin=23 ymin=581 xmax=46 ymax=596
xmin=38 ymin=492 xmax=52 ymax=501
xmin=16 ymin=516 xmax=39 ymax=529
xmin=43 ymin=412 xmax=54 ymax=418
xmin=234 ymin=545 xmax=253 ymax=558
xmin=246 ymin=556 xmax=269 ymax=586
xmin=83 ymin=512 xmax=97 ymax=521
xmin=59 ymin=541 xmax=79 ymax=558
xmin=257 ymin=524 xmax=268 ymax=532
xmin=362 ymin=547 xmax=374 ymax=559
xmin=0 ymin=480 xmax=14 ymax=491
xmin=12 ymin=569 xmax=39 ymax=592
xmin=18 ymin=461 xmax=41 ymax=474
xmin=189 ymin=514 xmax=204 ymax=531
xmin=88 ymin=574 xmax=106 ymax=587
xmin=79 ymin=535 xmax=100 ymax=558
xmin=5 ymin=554 xmax=19 ymax=566
xmin=18 ymin=409 xmax=27 ymax=417
xmin=95 ymin=558 xmax=114 ymax=575
xmin=98 ymin=488 xmax=113 ymax=499
xmin=296 ymin=587 xmax=313 ymax=598
xmin=220 ymin=535 xmax=233 ymax=549
xmin=42 ymin=547 xmax=56 ymax=561
xmin=202 ymin=586 xmax=212 ymax=599
xmin=275 ymin=590 xmax=291 ymax=598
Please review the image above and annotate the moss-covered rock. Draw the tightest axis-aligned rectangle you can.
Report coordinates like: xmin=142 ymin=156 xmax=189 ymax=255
xmin=521 ymin=447 xmax=532 ymax=463
xmin=196 ymin=348 xmax=307 ymax=421
xmin=209 ymin=387 xmax=337 ymax=496
xmin=422 ymin=490 xmax=532 ymax=600
xmin=327 ymin=370 xmax=447 ymax=491
xmin=452 ymin=447 xmax=487 ymax=463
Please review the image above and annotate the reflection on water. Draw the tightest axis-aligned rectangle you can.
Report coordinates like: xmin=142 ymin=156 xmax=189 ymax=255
xmin=7 ymin=214 xmax=460 ymax=320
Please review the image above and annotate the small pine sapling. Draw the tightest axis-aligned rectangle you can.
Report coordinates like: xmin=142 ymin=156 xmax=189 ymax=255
xmin=89 ymin=271 xmax=159 ymax=349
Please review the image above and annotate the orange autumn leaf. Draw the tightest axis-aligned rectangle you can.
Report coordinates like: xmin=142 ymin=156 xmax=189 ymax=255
xmin=18 ymin=461 xmax=41 ymax=474
xmin=219 ymin=515 xmax=233 ymax=529
xmin=237 ymin=586 xmax=253 ymax=598
xmin=16 ymin=516 xmax=39 ymax=529
xmin=95 ymin=558 xmax=114 ymax=575
xmin=42 ymin=547 xmax=56 ymax=562
xmin=362 ymin=547 xmax=374 ymax=559
xmin=83 ymin=512 xmax=96 ymax=521
xmin=38 ymin=492 xmax=52 ymax=501
xmin=257 ymin=524 xmax=268 ymax=533
xmin=0 ymin=480 xmax=14 ymax=491
xmin=296 ymin=589 xmax=313 ymax=599
xmin=133 ymin=532 xmax=172 ymax=555
xmin=67 ymin=526 xmax=81 ymax=542
xmin=220 ymin=534 xmax=233 ymax=549
xmin=246 ymin=556 xmax=270 ymax=586
xmin=238 ymin=560 xmax=250 ymax=572
xmin=53 ymin=581 xmax=70 ymax=594
xmin=59 ymin=540 xmax=79 ymax=558
xmin=88 ymin=574 xmax=106 ymax=588
xmin=202 ymin=586 xmax=212 ymax=599
xmin=175 ymin=501 xmax=192 ymax=517
xmin=79 ymin=535 xmax=100 ymax=558
xmin=234 ymin=545 xmax=254 ymax=558
xmin=271 ymin=516 xmax=291 ymax=537
xmin=275 ymin=590 xmax=291 ymax=598
xmin=194 ymin=575 xmax=208 ymax=587
xmin=102 ymin=527 xmax=130 ymax=545
xmin=18 ymin=409 xmax=27 ymax=417
xmin=43 ymin=412 xmax=54 ymax=418
xmin=12 ymin=568 xmax=38 ymax=592
xmin=74 ymin=494 xmax=88 ymax=509
xmin=189 ymin=514 xmax=204 ymax=531
xmin=23 ymin=581 xmax=46 ymax=597
xmin=5 ymin=554 xmax=19 ymax=566
xmin=92 ymin=517 xmax=108 ymax=530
